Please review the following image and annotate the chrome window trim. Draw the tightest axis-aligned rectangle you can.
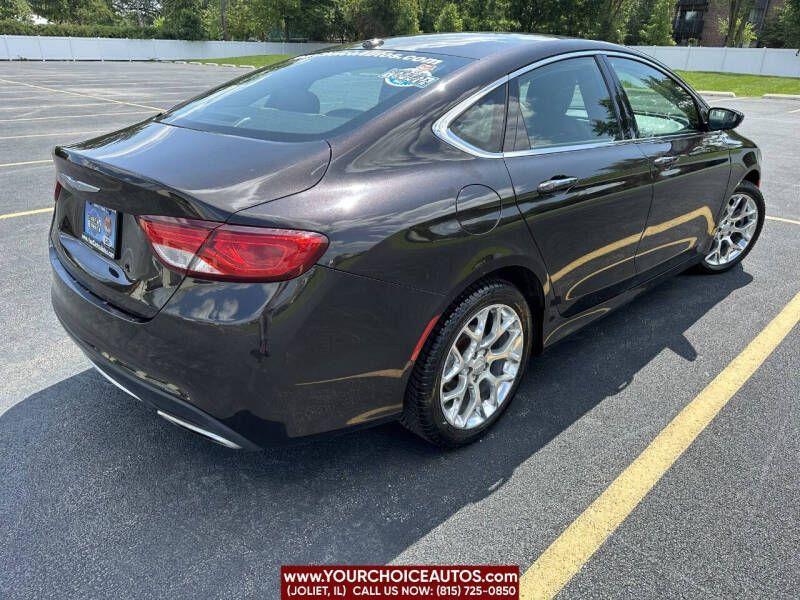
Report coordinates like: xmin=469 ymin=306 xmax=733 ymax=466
xmin=431 ymin=74 xmax=509 ymax=159
xmin=503 ymin=140 xmax=620 ymax=158
xmin=432 ymin=49 xmax=706 ymax=159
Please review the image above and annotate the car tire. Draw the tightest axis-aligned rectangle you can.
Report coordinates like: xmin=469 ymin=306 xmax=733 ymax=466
xmin=401 ymin=279 xmax=533 ymax=448
xmin=695 ymin=180 xmax=765 ymax=274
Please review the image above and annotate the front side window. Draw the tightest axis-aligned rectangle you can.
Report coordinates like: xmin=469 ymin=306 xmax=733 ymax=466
xmin=513 ymin=57 xmax=621 ymax=151
xmin=449 ymin=84 xmax=507 ymax=153
xmin=160 ymin=50 xmax=470 ymax=142
xmin=608 ymin=57 xmax=701 ymax=138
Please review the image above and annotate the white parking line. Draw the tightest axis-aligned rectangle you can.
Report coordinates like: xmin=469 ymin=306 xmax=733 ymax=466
xmin=53 ymin=82 xmax=213 ymax=88
xmin=0 ymin=91 xmax=55 ymax=95
xmin=0 ymin=110 xmax=152 ymax=122
xmin=0 ymin=103 xmax=115 ymax=111
xmin=0 ymin=130 xmax=106 ymax=140
xmin=0 ymin=77 xmax=161 ymax=111
xmin=117 ymin=91 xmax=200 ymax=97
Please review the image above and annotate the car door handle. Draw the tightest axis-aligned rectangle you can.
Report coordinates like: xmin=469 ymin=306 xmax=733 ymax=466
xmin=654 ymin=155 xmax=678 ymax=168
xmin=537 ymin=176 xmax=578 ymax=194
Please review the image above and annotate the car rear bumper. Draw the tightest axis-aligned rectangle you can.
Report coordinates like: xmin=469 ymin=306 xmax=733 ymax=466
xmin=50 ymin=246 xmax=443 ymax=448
xmin=86 ymin=348 xmax=258 ymax=450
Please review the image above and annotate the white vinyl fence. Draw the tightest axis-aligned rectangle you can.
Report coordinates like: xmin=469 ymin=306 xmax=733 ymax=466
xmin=1 ymin=36 xmax=799 ymax=77
xmin=633 ymin=46 xmax=800 ymax=77
xmin=0 ymin=36 xmax=332 ymax=61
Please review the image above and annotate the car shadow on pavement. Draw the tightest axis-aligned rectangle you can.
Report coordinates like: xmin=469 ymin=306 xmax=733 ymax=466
xmin=1 ymin=267 xmax=752 ymax=598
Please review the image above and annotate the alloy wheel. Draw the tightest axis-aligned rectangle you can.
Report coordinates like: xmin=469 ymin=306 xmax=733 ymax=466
xmin=706 ymin=193 xmax=759 ymax=266
xmin=439 ymin=304 xmax=524 ymax=430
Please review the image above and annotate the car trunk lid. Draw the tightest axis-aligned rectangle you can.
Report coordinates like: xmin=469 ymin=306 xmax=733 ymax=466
xmin=51 ymin=121 xmax=330 ymax=319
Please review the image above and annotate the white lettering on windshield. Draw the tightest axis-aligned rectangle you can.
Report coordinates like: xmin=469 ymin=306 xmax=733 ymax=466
xmin=302 ymin=50 xmax=443 ymax=66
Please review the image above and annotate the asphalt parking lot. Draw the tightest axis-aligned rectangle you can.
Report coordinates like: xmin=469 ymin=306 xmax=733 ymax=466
xmin=1 ymin=61 xmax=798 ymax=599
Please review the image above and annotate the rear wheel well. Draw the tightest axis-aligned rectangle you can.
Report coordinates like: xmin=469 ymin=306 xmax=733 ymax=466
xmin=476 ymin=266 xmax=545 ymax=354
xmin=742 ymin=170 xmax=760 ymax=188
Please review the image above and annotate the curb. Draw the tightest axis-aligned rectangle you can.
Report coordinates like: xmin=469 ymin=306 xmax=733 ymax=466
xmin=763 ymin=93 xmax=800 ymax=100
xmin=698 ymin=90 xmax=736 ymax=97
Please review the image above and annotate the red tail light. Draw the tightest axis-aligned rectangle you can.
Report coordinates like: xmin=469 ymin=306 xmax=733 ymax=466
xmin=138 ymin=216 xmax=328 ymax=282
xmin=54 ymin=180 xmax=63 ymax=202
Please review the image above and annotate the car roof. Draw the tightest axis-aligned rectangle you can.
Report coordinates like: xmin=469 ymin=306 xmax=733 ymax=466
xmin=350 ymin=32 xmax=633 ymax=61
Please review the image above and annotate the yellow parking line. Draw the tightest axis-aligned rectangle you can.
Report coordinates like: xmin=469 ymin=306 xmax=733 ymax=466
xmin=766 ymin=215 xmax=800 ymax=226
xmin=520 ymin=291 xmax=800 ymax=600
xmin=0 ymin=110 xmax=151 ymax=123
xmin=0 ymin=207 xmax=53 ymax=220
xmin=0 ymin=159 xmax=51 ymax=169
xmin=0 ymin=77 xmax=161 ymax=111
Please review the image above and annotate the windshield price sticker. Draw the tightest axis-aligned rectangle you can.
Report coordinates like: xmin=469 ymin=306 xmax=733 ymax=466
xmin=281 ymin=565 xmax=519 ymax=599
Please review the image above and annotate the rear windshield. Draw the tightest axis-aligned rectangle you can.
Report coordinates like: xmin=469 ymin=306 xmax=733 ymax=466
xmin=160 ymin=50 xmax=471 ymax=142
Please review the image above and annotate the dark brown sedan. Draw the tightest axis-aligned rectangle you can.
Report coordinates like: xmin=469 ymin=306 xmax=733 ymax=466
xmin=50 ymin=33 xmax=764 ymax=449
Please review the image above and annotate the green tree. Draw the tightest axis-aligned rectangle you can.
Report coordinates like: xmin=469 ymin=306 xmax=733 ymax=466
xmin=782 ymin=0 xmax=800 ymax=47
xmin=625 ymin=0 xmax=657 ymax=44
xmin=73 ymin=0 xmax=118 ymax=25
xmin=327 ymin=0 xmax=358 ymax=41
xmin=639 ymin=0 xmax=675 ymax=45
xmin=713 ymin=0 xmax=755 ymax=46
xmin=28 ymin=0 xmax=118 ymax=24
xmin=112 ymin=0 xmax=160 ymax=27
xmin=461 ymin=0 xmax=515 ymax=31
xmin=509 ymin=0 xmax=606 ymax=38
xmin=28 ymin=0 xmax=66 ymax=22
xmin=434 ymin=2 xmax=462 ymax=31
xmin=759 ymin=0 xmax=800 ymax=47
xmin=509 ymin=0 xmax=555 ymax=33
xmin=349 ymin=0 xmax=419 ymax=37
xmin=593 ymin=0 xmax=636 ymax=43
xmin=269 ymin=0 xmax=302 ymax=40
xmin=0 ymin=0 xmax=32 ymax=21
xmin=161 ymin=0 xmax=206 ymax=39
xmin=419 ymin=0 xmax=445 ymax=32
xmin=394 ymin=0 xmax=420 ymax=34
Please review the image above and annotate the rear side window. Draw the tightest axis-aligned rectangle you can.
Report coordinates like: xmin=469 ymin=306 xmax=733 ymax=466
xmin=608 ymin=57 xmax=701 ymax=137
xmin=160 ymin=50 xmax=470 ymax=142
xmin=449 ymin=84 xmax=507 ymax=153
xmin=513 ymin=57 xmax=621 ymax=151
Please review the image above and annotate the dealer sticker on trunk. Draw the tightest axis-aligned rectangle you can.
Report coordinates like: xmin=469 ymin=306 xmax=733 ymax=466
xmin=81 ymin=201 xmax=119 ymax=259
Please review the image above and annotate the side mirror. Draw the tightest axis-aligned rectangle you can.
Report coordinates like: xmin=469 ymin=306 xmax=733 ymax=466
xmin=707 ymin=107 xmax=744 ymax=131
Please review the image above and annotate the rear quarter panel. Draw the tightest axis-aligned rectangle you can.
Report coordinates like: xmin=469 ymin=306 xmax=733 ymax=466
xmin=231 ymin=96 xmax=554 ymax=325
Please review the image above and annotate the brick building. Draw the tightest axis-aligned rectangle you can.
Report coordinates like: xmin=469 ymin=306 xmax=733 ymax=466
xmin=672 ymin=0 xmax=786 ymax=46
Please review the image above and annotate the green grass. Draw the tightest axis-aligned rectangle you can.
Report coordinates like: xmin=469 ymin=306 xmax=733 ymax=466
xmin=675 ymin=70 xmax=800 ymax=97
xmin=199 ymin=54 xmax=292 ymax=68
